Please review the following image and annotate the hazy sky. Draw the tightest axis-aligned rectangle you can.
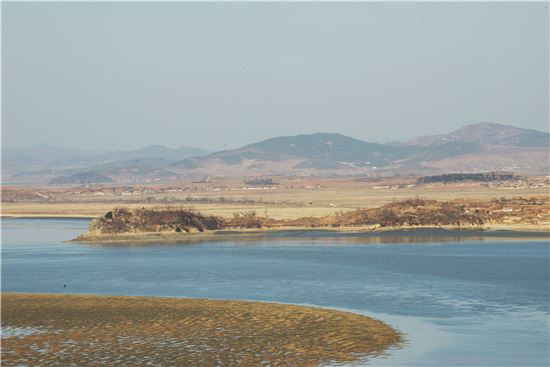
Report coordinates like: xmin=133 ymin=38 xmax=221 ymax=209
xmin=2 ymin=2 xmax=548 ymax=151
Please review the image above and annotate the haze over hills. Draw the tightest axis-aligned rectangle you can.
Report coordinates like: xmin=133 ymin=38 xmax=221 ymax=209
xmin=2 ymin=122 xmax=548 ymax=185
xmin=3 ymin=144 xmax=210 ymax=165
xmin=94 ymin=145 xmax=211 ymax=163
xmin=3 ymin=143 xmax=99 ymax=165
xmin=2 ymin=144 xmax=211 ymax=184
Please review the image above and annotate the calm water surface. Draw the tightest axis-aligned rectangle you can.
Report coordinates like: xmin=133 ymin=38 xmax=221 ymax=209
xmin=2 ymin=218 xmax=549 ymax=366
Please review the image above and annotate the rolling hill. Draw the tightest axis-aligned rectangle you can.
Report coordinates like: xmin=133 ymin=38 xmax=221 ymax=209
xmin=173 ymin=133 xmax=422 ymax=173
xmin=399 ymin=122 xmax=549 ymax=174
xmin=170 ymin=123 xmax=548 ymax=177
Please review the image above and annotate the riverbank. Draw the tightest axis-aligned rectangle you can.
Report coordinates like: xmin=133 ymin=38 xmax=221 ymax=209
xmin=1 ymin=292 xmax=401 ymax=367
xmin=71 ymin=225 xmax=549 ymax=244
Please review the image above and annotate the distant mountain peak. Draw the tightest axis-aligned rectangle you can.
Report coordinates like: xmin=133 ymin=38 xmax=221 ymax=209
xmin=407 ymin=121 xmax=548 ymax=147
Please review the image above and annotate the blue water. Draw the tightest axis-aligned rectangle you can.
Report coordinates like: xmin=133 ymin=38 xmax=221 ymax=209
xmin=2 ymin=218 xmax=549 ymax=366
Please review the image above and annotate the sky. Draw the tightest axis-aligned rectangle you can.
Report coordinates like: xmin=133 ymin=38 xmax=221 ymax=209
xmin=2 ymin=2 xmax=548 ymax=151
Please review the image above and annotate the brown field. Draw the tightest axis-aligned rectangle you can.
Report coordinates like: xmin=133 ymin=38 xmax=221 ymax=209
xmin=2 ymin=177 xmax=549 ymax=220
xmin=1 ymin=293 xmax=401 ymax=367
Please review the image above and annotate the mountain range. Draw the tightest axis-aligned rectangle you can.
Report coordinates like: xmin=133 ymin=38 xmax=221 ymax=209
xmin=169 ymin=122 xmax=548 ymax=178
xmin=2 ymin=144 xmax=210 ymax=184
xmin=2 ymin=122 xmax=548 ymax=184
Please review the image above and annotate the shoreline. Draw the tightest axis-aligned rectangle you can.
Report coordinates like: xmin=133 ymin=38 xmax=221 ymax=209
xmin=3 ymin=211 xmax=548 ymax=244
xmin=70 ymin=225 xmax=549 ymax=244
xmin=1 ymin=292 xmax=401 ymax=366
xmin=1 ymin=214 xmax=95 ymax=219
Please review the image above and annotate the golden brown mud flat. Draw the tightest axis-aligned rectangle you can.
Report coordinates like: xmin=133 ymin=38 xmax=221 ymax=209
xmin=1 ymin=293 xmax=401 ymax=367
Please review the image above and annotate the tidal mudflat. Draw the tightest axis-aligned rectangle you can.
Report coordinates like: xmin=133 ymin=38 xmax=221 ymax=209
xmin=1 ymin=293 xmax=400 ymax=366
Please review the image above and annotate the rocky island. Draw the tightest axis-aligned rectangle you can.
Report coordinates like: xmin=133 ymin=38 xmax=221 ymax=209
xmin=73 ymin=197 xmax=549 ymax=243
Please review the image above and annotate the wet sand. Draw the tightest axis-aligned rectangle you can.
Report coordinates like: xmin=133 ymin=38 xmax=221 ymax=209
xmin=1 ymin=293 xmax=401 ymax=366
